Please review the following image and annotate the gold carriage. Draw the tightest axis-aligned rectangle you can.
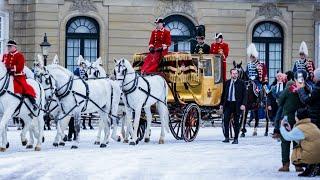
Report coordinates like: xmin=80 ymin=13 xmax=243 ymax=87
xmin=133 ymin=51 xmax=224 ymax=142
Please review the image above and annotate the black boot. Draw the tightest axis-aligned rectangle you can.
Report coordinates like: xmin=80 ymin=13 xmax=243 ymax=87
xmin=232 ymin=139 xmax=238 ymax=144
xmin=222 ymin=138 xmax=229 ymax=143
xmin=26 ymin=95 xmax=38 ymax=111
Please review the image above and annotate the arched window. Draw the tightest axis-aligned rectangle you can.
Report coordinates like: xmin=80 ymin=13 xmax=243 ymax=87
xmin=164 ymin=15 xmax=196 ymax=52
xmin=66 ymin=16 xmax=99 ymax=71
xmin=252 ymin=21 xmax=283 ymax=82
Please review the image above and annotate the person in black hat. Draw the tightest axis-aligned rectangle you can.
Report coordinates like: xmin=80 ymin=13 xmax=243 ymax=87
xmin=140 ymin=17 xmax=171 ymax=74
xmin=192 ymin=25 xmax=210 ymax=54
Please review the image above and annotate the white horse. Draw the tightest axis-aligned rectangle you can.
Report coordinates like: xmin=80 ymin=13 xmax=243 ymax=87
xmin=34 ymin=57 xmax=113 ymax=148
xmin=113 ymin=58 xmax=170 ymax=145
xmin=0 ymin=66 xmax=38 ymax=150
xmin=0 ymin=61 xmax=45 ymax=151
xmin=34 ymin=54 xmax=70 ymax=147
xmin=86 ymin=57 xmax=131 ymax=144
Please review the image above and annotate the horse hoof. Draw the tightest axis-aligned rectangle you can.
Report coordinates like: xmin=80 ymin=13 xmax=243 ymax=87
xmin=59 ymin=142 xmax=65 ymax=146
xmin=63 ymin=135 xmax=68 ymax=142
xmin=253 ymin=132 xmax=257 ymax=136
xmin=26 ymin=145 xmax=33 ymax=149
xmin=21 ymin=140 xmax=28 ymax=146
xmin=71 ymin=145 xmax=78 ymax=149
xmin=0 ymin=147 xmax=6 ymax=152
xmin=129 ymin=142 xmax=136 ymax=146
xmin=159 ymin=139 xmax=164 ymax=144
xmin=123 ymin=139 xmax=129 ymax=143
xmin=94 ymin=141 xmax=100 ymax=145
xmin=240 ymin=133 xmax=245 ymax=138
xmin=144 ymin=138 xmax=150 ymax=143
xmin=34 ymin=146 xmax=41 ymax=151
xmin=6 ymin=142 xmax=9 ymax=149
xmin=264 ymin=132 xmax=268 ymax=137
xmin=53 ymin=143 xmax=59 ymax=147
xmin=42 ymin=137 xmax=45 ymax=143
xmin=100 ymin=144 xmax=107 ymax=148
xmin=117 ymin=136 xmax=121 ymax=142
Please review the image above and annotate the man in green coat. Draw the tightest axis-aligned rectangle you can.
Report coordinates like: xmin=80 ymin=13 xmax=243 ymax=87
xmin=277 ymin=70 xmax=308 ymax=172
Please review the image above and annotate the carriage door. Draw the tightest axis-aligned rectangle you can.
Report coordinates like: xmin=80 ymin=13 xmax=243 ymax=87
xmin=164 ymin=15 xmax=196 ymax=53
xmin=66 ymin=16 xmax=100 ymax=72
xmin=252 ymin=22 xmax=283 ymax=82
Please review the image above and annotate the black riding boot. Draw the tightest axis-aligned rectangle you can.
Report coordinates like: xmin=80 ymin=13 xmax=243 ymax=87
xmin=26 ymin=95 xmax=38 ymax=111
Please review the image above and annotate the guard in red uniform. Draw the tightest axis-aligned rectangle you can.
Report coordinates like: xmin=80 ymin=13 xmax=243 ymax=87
xmin=210 ymin=33 xmax=229 ymax=81
xmin=141 ymin=17 xmax=171 ymax=74
xmin=2 ymin=40 xmax=37 ymax=110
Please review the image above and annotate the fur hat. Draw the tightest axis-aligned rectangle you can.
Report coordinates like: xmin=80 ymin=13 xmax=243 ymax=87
xmin=196 ymin=25 xmax=206 ymax=38
xmin=247 ymin=43 xmax=258 ymax=58
xmin=299 ymin=41 xmax=308 ymax=57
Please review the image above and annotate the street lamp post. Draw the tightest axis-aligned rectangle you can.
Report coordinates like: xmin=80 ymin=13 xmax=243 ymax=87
xmin=40 ymin=33 xmax=51 ymax=66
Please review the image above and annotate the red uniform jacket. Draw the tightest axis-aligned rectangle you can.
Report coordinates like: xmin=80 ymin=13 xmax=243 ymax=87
xmin=141 ymin=28 xmax=171 ymax=73
xmin=2 ymin=50 xmax=36 ymax=97
xmin=210 ymin=41 xmax=229 ymax=81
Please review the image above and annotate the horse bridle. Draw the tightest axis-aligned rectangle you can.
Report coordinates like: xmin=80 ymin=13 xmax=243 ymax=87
xmin=114 ymin=62 xmax=137 ymax=91
xmin=0 ymin=73 xmax=9 ymax=96
xmin=87 ymin=65 xmax=100 ymax=78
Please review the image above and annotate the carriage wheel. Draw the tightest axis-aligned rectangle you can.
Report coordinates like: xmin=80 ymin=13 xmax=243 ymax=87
xmin=169 ymin=114 xmax=183 ymax=140
xmin=137 ymin=118 xmax=147 ymax=142
xmin=182 ymin=103 xmax=201 ymax=142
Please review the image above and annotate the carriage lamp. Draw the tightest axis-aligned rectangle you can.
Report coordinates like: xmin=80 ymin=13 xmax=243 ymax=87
xmin=40 ymin=33 xmax=51 ymax=66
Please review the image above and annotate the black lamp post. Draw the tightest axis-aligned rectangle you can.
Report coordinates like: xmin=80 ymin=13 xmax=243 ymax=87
xmin=40 ymin=33 xmax=51 ymax=66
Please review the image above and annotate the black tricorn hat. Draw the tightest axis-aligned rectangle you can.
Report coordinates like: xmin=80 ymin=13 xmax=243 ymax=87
xmin=7 ymin=40 xmax=17 ymax=47
xmin=155 ymin=17 xmax=164 ymax=24
xmin=196 ymin=25 xmax=206 ymax=38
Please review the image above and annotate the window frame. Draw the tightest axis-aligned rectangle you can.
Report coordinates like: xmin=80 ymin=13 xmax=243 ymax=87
xmin=164 ymin=15 xmax=196 ymax=53
xmin=252 ymin=21 xmax=284 ymax=82
xmin=65 ymin=16 xmax=100 ymax=71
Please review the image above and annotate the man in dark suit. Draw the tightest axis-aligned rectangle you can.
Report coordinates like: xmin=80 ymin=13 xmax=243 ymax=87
xmin=220 ymin=68 xmax=247 ymax=144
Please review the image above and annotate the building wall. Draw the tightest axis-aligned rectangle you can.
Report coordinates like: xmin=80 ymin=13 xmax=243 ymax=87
xmin=2 ymin=0 xmax=319 ymax=74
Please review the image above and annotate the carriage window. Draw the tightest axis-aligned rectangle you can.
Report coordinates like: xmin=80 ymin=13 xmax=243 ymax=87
xmin=214 ymin=56 xmax=222 ymax=83
xmin=202 ymin=59 xmax=212 ymax=77
xmin=66 ymin=16 xmax=100 ymax=72
xmin=164 ymin=15 xmax=196 ymax=53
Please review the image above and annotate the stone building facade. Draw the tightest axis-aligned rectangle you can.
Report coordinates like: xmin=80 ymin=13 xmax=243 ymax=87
xmin=1 ymin=0 xmax=319 ymax=80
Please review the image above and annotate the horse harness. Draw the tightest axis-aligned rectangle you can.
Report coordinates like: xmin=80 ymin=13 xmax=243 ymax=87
xmin=117 ymin=65 xmax=166 ymax=112
xmin=0 ymin=73 xmax=43 ymax=117
xmin=40 ymin=71 xmax=118 ymax=121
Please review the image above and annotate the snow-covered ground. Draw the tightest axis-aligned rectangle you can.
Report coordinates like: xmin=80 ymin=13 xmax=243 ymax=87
xmin=0 ymin=127 xmax=311 ymax=180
